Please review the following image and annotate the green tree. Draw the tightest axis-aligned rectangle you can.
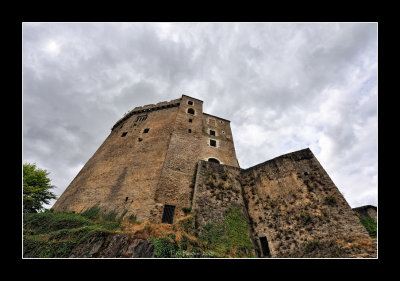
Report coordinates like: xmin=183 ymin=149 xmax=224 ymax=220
xmin=23 ymin=163 xmax=57 ymax=213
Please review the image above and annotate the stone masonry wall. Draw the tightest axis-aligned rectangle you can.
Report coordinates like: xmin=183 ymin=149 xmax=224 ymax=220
xmin=192 ymin=148 xmax=374 ymax=258
xmin=192 ymin=161 xmax=244 ymax=228
xmin=241 ymin=148 xmax=370 ymax=257
xmin=52 ymin=100 xmax=181 ymax=222
xmin=53 ymin=95 xmax=241 ymax=224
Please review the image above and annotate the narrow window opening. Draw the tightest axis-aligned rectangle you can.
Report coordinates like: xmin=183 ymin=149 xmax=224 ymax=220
xmin=189 ymin=119 xmax=193 ymax=123
xmin=125 ymin=197 xmax=129 ymax=202
xmin=188 ymin=101 xmax=193 ymax=105
xmin=136 ymin=115 xmax=148 ymax=122
xmin=143 ymin=128 xmax=150 ymax=133
xmin=187 ymin=108 xmax=195 ymax=115
xmin=210 ymin=139 xmax=216 ymax=147
xmin=259 ymin=236 xmax=271 ymax=257
xmin=161 ymin=205 xmax=175 ymax=224
xmin=121 ymin=132 xmax=128 ymax=137
xmin=188 ymin=129 xmax=192 ymax=133
xmin=210 ymin=130 xmax=215 ymax=136
xmin=208 ymin=158 xmax=220 ymax=164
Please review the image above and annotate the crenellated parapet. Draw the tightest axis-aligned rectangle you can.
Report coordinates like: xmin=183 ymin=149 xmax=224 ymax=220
xmin=111 ymin=98 xmax=181 ymax=130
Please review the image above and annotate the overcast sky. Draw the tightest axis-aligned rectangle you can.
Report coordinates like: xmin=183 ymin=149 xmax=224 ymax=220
xmin=22 ymin=22 xmax=377 ymax=209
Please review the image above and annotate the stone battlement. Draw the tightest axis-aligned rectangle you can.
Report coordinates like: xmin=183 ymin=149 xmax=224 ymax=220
xmin=112 ymin=98 xmax=182 ymax=130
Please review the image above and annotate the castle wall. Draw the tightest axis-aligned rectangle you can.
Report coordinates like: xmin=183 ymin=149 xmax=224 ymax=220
xmin=240 ymin=148 xmax=370 ymax=257
xmin=53 ymin=94 xmax=241 ymax=224
xmin=353 ymin=205 xmax=377 ymax=220
xmin=51 ymin=94 xmax=375 ymax=258
xmin=52 ymin=100 xmax=181 ymax=222
xmin=192 ymin=148 xmax=373 ymax=258
xmin=200 ymin=114 xmax=239 ymax=167
xmin=192 ymin=161 xmax=244 ymax=227
xmin=153 ymin=96 xmax=205 ymax=222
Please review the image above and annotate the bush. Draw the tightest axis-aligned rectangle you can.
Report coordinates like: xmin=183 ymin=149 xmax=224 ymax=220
xmin=81 ymin=205 xmax=101 ymax=220
xmin=102 ymin=210 xmax=119 ymax=222
xmin=128 ymin=214 xmax=141 ymax=224
xmin=303 ymin=240 xmax=320 ymax=253
xmin=150 ymin=236 xmax=178 ymax=258
xmin=324 ymin=194 xmax=336 ymax=205
xmin=182 ymin=207 xmax=191 ymax=215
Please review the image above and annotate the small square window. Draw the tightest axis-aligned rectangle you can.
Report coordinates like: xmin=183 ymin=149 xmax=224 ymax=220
xmin=188 ymin=101 xmax=193 ymax=105
xmin=188 ymin=129 xmax=192 ymax=133
xmin=143 ymin=128 xmax=150 ymax=133
xmin=210 ymin=130 xmax=215 ymax=136
xmin=189 ymin=119 xmax=192 ymax=123
xmin=121 ymin=132 xmax=127 ymax=137
xmin=210 ymin=139 xmax=216 ymax=147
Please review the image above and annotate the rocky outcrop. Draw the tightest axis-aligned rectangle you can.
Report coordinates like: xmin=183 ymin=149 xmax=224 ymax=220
xmin=69 ymin=234 xmax=154 ymax=258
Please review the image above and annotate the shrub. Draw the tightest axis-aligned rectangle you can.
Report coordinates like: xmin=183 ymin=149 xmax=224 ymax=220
xmin=324 ymin=194 xmax=337 ymax=205
xmin=182 ymin=207 xmax=192 ymax=215
xmin=81 ymin=205 xmax=101 ymax=220
xmin=150 ymin=236 xmax=178 ymax=258
xmin=303 ymin=240 xmax=320 ymax=253
xmin=298 ymin=212 xmax=311 ymax=225
xmin=128 ymin=214 xmax=140 ymax=224
xmin=102 ymin=210 xmax=119 ymax=222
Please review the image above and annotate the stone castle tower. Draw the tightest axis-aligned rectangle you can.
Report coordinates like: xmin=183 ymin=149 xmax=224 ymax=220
xmin=53 ymin=94 xmax=373 ymax=257
xmin=53 ymin=95 xmax=239 ymax=223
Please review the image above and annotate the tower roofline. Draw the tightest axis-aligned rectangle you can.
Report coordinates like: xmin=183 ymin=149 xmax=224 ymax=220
xmin=203 ymin=112 xmax=231 ymax=123
xmin=181 ymin=94 xmax=204 ymax=103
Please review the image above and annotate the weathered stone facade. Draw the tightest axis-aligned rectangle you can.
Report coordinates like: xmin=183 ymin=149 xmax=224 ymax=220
xmin=353 ymin=205 xmax=377 ymax=220
xmin=53 ymin=95 xmax=239 ymax=223
xmin=53 ymin=94 xmax=375 ymax=257
xmin=192 ymin=149 xmax=373 ymax=257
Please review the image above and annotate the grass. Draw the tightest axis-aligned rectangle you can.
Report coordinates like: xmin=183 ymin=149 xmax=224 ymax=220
xmin=23 ymin=207 xmax=126 ymax=258
xmin=359 ymin=216 xmax=377 ymax=238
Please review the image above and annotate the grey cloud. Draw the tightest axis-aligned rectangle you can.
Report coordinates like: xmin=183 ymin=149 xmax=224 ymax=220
xmin=23 ymin=22 xmax=377 ymax=208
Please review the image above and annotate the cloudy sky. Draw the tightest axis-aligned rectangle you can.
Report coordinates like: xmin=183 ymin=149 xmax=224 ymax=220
xmin=22 ymin=22 xmax=377 ymax=209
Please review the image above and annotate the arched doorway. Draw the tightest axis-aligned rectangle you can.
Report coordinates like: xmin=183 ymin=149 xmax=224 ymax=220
xmin=208 ymin=158 xmax=220 ymax=164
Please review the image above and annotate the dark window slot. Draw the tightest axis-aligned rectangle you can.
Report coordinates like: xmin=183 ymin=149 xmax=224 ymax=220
xmin=121 ymin=132 xmax=128 ymax=137
xmin=161 ymin=205 xmax=175 ymax=224
xmin=143 ymin=128 xmax=150 ymax=133
xmin=210 ymin=130 xmax=215 ymax=136
xmin=259 ymin=236 xmax=271 ymax=257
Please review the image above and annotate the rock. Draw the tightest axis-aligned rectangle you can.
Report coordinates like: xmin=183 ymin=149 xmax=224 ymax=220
xmin=125 ymin=239 xmax=155 ymax=258
xmin=69 ymin=235 xmax=105 ymax=258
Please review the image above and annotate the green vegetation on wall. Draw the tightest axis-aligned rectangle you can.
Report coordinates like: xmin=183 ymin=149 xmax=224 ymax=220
xmin=148 ymin=205 xmax=255 ymax=258
xmin=359 ymin=216 xmax=377 ymax=238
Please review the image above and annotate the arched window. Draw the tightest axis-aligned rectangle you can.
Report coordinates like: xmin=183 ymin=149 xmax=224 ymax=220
xmin=187 ymin=108 xmax=195 ymax=115
xmin=208 ymin=158 xmax=220 ymax=164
